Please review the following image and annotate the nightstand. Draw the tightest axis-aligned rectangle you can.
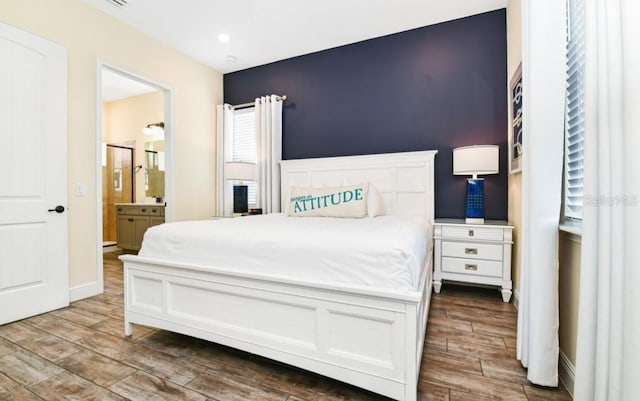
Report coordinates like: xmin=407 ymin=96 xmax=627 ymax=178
xmin=433 ymin=219 xmax=513 ymax=302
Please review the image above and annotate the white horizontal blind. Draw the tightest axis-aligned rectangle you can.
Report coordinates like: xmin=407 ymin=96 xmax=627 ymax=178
xmin=564 ymin=0 xmax=585 ymax=220
xmin=232 ymin=107 xmax=257 ymax=205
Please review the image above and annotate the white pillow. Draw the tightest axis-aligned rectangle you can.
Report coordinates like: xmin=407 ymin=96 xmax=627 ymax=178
xmin=367 ymin=184 xmax=387 ymax=217
xmin=288 ymin=183 xmax=369 ymax=218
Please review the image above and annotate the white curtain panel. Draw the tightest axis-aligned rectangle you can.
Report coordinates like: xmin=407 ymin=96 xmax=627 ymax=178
xmin=516 ymin=0 xmax=566 ymax=386
xmin=573 ymin=1 xmax=640 ymax=399
xmin=255 ymin=95 xmax=283 ymax=213
xmin=215 ymin=104 xmax=234 ymax=216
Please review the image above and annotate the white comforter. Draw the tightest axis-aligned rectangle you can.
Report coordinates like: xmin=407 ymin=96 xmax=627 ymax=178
xmin=138 ymin=214 xmax=431 ymax=291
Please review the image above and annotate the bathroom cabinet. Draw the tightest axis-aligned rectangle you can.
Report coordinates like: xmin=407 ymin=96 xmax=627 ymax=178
xmin=116 ymin=204 xmax=165 ymax=251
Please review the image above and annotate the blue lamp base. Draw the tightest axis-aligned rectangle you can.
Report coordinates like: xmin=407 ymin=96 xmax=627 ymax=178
xmin=465 ymin=178 xmax=485 ymax=224
xmin=233 ymin=185 xmax=248 ymax=214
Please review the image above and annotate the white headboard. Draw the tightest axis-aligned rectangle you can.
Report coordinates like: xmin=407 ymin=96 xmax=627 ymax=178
xmin=280 ymin=150 xmax=438 ymax=221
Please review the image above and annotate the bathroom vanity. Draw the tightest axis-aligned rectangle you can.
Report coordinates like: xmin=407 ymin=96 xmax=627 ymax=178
xmin=115 ymin=203 xmax=165 ymax=251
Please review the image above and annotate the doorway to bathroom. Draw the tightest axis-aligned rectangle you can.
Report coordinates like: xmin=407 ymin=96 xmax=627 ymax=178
xmin=96 ymin=63 xmax=174 ymax=294
xmin=100 ymin=67 xmax=167 ymax=248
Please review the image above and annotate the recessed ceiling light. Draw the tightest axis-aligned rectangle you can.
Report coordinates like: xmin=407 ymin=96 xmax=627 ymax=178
xmin=217 ymin=33 xmax=230 ymax=43
xmin=225 ymin=55 xmax=237 ymax=63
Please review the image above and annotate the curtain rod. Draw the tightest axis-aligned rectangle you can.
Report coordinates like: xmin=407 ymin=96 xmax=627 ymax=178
xmin=232 ymin=95 xmax=287 ymax=109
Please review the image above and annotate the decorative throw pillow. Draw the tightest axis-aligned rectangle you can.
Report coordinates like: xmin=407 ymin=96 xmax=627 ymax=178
xmin=367 ymin=184 xmax=387 ymax=217
xmin=288 ymin=183 xmax=369 ymax=218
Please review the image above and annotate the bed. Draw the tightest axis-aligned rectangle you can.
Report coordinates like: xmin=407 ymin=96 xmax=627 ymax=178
xmin=120 ymin=150 xmax=437 ymax=401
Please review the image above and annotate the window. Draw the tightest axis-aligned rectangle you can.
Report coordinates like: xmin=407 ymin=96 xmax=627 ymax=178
xmin=231 ymin=107 xmax=257 ymax=205
xmin=564 ymin=0 xmax=585 ymax=220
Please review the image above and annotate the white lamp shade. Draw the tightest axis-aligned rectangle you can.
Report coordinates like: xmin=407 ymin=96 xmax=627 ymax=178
xmin=453 ymin=145 xmax=499 ymax=176
xmin=224 ymin=161 xmax=256 ymax=181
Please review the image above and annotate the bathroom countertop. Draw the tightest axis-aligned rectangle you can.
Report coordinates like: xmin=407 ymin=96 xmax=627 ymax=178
xmin=115 ymin=202 xmax=165 ymax=206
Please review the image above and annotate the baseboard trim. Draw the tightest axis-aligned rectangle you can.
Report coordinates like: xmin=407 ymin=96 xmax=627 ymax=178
xmin=69 ymin=282 xmax=100 ymax=302
xmin=512 ymin=288 xmax=520 ymax=310
xmin=559 ymin=349 xmax=576 ymax=398
xmin=103 ymin=245 xmax=119 ymax=253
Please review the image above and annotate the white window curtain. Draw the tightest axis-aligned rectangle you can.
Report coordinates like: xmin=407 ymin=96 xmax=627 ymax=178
xmin=573 ymin=0 xmax=640 ymax=399
xmin=254 ymin=95 xmax=283 ymax=214
xmin=215 ymin=104 xmax=234 ymax=216
xmin=516 ymin=0 xmax=566 ymax=386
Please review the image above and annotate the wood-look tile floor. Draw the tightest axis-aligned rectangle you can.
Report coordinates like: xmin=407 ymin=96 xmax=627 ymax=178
xmin=0 ymin=251 xmax=572 ymax=401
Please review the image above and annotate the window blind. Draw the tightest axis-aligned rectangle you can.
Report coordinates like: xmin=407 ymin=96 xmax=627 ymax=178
xmin=564 ymin=0 xmax=585 ymax=220
xmin=232 ymin=107 xmax=257 ymax=205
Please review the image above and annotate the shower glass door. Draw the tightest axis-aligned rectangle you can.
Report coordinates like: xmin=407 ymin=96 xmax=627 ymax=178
xmin=103 ymin=145 xmax=133 ymax=244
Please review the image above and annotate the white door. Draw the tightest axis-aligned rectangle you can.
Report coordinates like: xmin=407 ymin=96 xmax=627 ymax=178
xmin=0 ymin=23 xmax=68 ymax=324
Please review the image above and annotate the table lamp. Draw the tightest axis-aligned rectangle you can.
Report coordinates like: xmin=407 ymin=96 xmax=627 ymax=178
xmin=224 ymin=161 xmax=256 ymax=214
xmin=453 ymin=145 xmax=499 ymax=224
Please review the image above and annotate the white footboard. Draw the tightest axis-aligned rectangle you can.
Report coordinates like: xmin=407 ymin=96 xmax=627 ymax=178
xmin=121 ymin=255 xmax=432 ymax=401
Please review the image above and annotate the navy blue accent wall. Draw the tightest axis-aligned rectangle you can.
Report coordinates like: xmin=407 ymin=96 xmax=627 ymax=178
xmin=224 ymin=9 xmax=508 ymax=220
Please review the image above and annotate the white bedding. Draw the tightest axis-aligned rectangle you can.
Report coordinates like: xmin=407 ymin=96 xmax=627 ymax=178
xmin=138 ymin=214 xmax=432 ymax=291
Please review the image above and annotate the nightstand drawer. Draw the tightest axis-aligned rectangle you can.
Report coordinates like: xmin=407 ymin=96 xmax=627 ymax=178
xmin=441 ymin=257 xmax=503 ymax=278
xmin=441 ymin=241 xmax=503 ymax=261
xmin=441 ymin=226 xmax=503 ymax=241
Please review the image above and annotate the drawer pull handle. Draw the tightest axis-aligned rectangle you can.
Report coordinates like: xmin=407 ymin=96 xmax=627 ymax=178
xmin=151 ymin=209 xmax=157 ymax=213
xmin=468 ymin=230 xmax=474 ymax=237
xmin=465 ymin=264 xmax=478 ymax=271
xmin=465 ymin=248 xmax=478 ymax=255
xmin=141 ymin=208 xmax=147 ymax=212
xmin=127 ymin=218 xmax=134 ymax=222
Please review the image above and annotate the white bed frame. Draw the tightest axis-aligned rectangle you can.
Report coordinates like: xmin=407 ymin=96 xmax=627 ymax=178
xmin=120 ymin=150 xmax=437 ymax=401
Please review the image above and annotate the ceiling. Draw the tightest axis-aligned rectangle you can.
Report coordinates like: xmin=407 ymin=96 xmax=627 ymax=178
xmin=101 ymin=68 xmax=159 ymax=102
xmin=83 ymin=0 xmax=507 ymax=74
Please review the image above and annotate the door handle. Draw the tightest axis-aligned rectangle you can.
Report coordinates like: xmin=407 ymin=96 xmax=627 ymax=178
xmin=48 ymin=205 xmax=65 ymax=213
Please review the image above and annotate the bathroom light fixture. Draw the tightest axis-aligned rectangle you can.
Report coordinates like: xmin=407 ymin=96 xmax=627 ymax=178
xmin=143 ymin=122 xmax=164 ymax=136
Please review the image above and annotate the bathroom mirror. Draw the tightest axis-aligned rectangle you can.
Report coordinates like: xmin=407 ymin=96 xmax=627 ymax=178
xmin=144 ymin=140 xmax=165 ymax=200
